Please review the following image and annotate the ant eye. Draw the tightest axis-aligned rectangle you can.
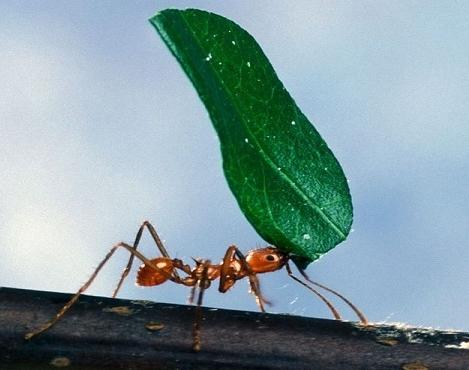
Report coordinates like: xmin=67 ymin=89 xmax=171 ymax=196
xmin=265 ymin=254 xmax=276 ymax=262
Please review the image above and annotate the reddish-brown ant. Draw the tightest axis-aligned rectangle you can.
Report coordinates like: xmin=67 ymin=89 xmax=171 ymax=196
xmin=25 ymin=221 xmax=367 ymax=351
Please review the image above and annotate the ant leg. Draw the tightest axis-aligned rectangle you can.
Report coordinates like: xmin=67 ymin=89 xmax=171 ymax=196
xmin=187 ymin=258 xmax=201 ymax=305
xmin=285 ymin=262 xmax=342 ymax=321
xmin=234 ymin=247 xmax=272 ymax=312
xmin=25 ymin=242 xmax=176 ymax=340
xmin=218 ymin=247 xmax=236 ymax=292
xmin=113 ymin=220 xmax=180 ymax=298
xmin=145 ymin=221 xmax=173 ymax=258
xmin=188 ymin=284 xmax=196 ymax=305
xmin=219 ymin=246 xmax=269 ymax=312
xmin=192 ymin=261 xmax=210 ymax=352
xmin=297 ymin=268 xmax=368 ymax=325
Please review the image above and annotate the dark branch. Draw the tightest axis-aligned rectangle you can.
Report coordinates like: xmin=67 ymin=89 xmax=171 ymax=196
xmin=1 ymin=287 xmax=469 ymax=369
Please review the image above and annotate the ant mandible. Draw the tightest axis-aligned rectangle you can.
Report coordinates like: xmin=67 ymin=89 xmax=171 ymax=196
xmin=25 ymin=221 xmax=368 ymax=351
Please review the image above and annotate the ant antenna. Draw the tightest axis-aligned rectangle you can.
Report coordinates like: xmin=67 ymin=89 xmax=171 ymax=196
xmin=297 ymin=267 xmax=368 ymax=325
xmin=285 ymin=262 xmax=341 ymax=320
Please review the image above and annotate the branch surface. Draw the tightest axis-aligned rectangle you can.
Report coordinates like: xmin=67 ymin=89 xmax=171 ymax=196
xmin=1 ymin=287 xmax=469 ymax=369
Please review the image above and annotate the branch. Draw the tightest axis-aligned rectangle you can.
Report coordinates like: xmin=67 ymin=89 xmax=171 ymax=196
xmin=1 ymin=287 xmax=469 ymax=369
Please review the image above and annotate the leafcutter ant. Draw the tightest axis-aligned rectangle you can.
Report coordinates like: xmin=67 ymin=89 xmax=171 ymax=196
xmin=25 ymin=221 xmax=367 ymax=351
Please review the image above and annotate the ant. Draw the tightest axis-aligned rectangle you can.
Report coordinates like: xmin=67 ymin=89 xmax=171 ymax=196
xmin=25 ymin=221 xmax=368 ymax=351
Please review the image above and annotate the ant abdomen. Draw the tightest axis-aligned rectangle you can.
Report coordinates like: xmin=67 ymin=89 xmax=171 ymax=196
xmin=137 ymin=257 xmax=173 ymax=286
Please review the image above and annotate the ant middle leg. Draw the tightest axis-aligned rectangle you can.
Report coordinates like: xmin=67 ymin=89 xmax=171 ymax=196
xmin=192 ymin=260 xmax=210 ymax=352
xmin=25 ymin=242 xmax=176 ymax=340
xmin=113 ymin=220 xmax=180 ymax=298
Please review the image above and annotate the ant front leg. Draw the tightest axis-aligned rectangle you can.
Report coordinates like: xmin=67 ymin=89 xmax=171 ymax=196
xmin=285 ymin=262 xmax=341 ymax=320
xmin=25 ymin=242 xmax=173 ymax=340
xmin=219 ymin=245 xmax=269 ymax=312
xmin=112 ymin=220 xmax=180 ymax=298
xmin=296 ymin=266 xmax=368 ymax=325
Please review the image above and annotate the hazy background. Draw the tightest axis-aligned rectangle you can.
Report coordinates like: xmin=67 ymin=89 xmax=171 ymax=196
xmin=2 ymin=1 xmax=469 ymax=330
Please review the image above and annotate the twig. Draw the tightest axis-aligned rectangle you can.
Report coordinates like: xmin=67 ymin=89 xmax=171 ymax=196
xmin=1 ymin=287 xmax=469 ymax=369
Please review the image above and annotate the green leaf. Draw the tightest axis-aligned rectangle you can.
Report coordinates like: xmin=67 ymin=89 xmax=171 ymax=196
xmin=150 ymin=9 xmax=352 ymax=264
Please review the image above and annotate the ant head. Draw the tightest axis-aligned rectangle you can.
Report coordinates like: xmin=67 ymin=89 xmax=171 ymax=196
xmin=245 ymin=247 xmax=288 ymax=274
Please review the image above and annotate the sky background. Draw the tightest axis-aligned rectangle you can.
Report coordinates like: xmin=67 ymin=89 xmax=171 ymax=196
xmin=2 ymin=1 xmax=469 ymax=331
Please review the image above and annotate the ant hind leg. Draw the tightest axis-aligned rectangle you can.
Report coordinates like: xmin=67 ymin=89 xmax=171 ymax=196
xmin=25 ymin=242 xmax=170 ymax=340
xmin=112 ymin=221 xmax=180 ymax=298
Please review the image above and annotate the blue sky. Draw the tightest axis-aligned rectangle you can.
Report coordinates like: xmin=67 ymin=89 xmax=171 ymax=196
xmin=2 ymin=1 xmax=469 ymax=331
